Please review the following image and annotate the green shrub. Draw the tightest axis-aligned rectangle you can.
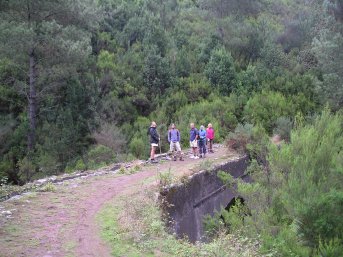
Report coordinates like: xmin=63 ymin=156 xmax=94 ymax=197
xmin=36 ymin=151 xmax=60 ymax=175
xmin=221 ymin=199 xmax=249 ymax=233
xmin=234 ymin=109 xmax=343 ymax=254
xmin=157 ymin=168 xmax=174 ymax=189
xmin=226 ymin=123 xmax=253 ymax=154
xmin=129 ymin=137 xmax=146 ymax=159
xmin=246 ymin=124 xmax=269 ymax=165
xmin=75 ymin=159 xmax=86 ymax=171
xmin=316 ymin=238 xmax=343 ymax=257
xmin=18 ymin=156 xmax=36 ymax=182
xmin=0 ymin=158 xmax=11 ymax=183
xmin=244 ymin=90 xmax=295 ymax=133
xmin=86 ymin=145 xmax=115 ymax=169
xmin=0 ymin=176 xmax=8 ymax=186
xmin=203 ymin=211 xmax=225 ymax=239
xmin=273 ymin=116 xmax=293 ymax=141
xmin=65 ymin=158 xmax=86 ymax=173
xmin=179 ymin=75 xmax=212 ymax=103
xmin=40 ymin=182 xmax=56 ymax=192
xmin=205 ymin=47 xmax=236 ymax=95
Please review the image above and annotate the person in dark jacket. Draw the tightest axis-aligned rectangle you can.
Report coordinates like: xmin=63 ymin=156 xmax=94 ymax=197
xmin=148 ymin=121 xmax=159 ymax=163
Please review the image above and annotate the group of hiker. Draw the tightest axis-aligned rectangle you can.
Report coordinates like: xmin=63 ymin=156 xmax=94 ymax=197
xmin=148 ymin=121 xmax=215 ymax=163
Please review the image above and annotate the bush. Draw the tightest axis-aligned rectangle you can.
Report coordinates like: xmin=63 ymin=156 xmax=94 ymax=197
xmin=75 ymin=159 xmax=87 ymax=171
xmin=178 ymin=75 xmax=212 ymax=103
xmin=93 ymin=122 xmax=127 ymax=154
xmin=226 ymin=123 xmax=253 ymax=154
xmin=129 ymin=137 xmax=146 ymax=159
xmin=0 ymin=158 xmax=11 ymax=183
xmin=273 ymin=116 xmax=292 ymax=142
xmin=203 ymin=211 xmax=225 ymax=239
xmin=18 ymin=156 xmax=35 ymax=182
xmin=246 ymin=124 xmax=269 ymax=165
xmin=234 ymin=109 xmax=343 ymax=254
xmin=221 ymin=199 xmax=249 ymax=233
xmin=244 ymin=90 xmax=295 ymax=133
xmin=40 ymin=182 xmax=56 ymax=192
xmin=64 ymin=158 xmax=86 ymax=173
xmin=316 ymin=238 xmax=343 ymax=257
xmin=37 ymin=151 xmax=60 ymax=175
xmin=86 ymin=145 xmax=115 ymax=169
xmin=205 ymin=47 xmax=236 ymax=95
xmin=157 ymin=168 xmax=174 ymax=189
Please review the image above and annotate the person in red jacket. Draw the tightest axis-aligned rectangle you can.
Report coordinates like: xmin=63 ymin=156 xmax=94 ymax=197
xmin=206 ymin=123 xmax=215 ymax=153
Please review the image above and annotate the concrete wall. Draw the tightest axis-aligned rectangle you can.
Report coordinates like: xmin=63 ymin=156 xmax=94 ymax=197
xmin=161 ymin=156 xmax=249 ymax=242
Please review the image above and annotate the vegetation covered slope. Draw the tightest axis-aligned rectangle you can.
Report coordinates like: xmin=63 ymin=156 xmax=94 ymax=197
xmin=0 ymin=1 xmax=342 ymax=255
xmin=0 ymin=0 xmax=342 ymax=184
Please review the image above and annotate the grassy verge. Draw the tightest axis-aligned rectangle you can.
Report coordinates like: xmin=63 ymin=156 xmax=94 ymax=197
xmin=97 ymin=183 xmax=261 ymax=257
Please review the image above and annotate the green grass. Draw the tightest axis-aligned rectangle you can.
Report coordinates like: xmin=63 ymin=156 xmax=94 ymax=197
xmin=40 ymin=182 xmax=56 ymax=192
xmin=97 ymin=203 xmax=151 ymax=257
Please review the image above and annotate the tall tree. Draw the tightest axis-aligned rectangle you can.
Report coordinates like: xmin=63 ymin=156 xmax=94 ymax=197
xmin=205 ymin=47 xmax=236 ymax=95
xmin=312 ymin=0 xmax=343 ymax=111
xmin=0 ymin=0 xmax=98 ymax=153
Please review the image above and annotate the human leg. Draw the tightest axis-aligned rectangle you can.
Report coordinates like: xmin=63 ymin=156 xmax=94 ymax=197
xmin=150 ymin=145 xmax=156 ymax=160
xmin=199 ymin=140 xmax=203 ymax=157
xmin=170 ymin=142 xmax=176 ymax=160
xmin=202 ymin=141 xmax=207 ymax=157
xmin=175 ymin=142 xmax=183 ymax=160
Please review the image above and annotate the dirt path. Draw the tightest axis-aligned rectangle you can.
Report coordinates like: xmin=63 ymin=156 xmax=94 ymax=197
xmin=0 ymin=146 xmax=236 ymax=257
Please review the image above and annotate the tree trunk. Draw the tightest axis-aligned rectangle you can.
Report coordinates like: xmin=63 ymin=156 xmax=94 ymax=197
xmin=28 ymin=49 xmax=36 ymax=152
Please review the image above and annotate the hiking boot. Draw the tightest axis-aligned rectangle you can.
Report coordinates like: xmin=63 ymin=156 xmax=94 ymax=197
xmin=173 ymin=156 xmax=177 ymax=161
xmin=150 ymin=159 xmax=158 ymax=164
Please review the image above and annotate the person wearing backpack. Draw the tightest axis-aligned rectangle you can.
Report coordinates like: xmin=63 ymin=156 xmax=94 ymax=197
xmin=168 ymin=123 xmax=184 ymax=161
xmin=189 ymin=123 xmax=199 ymax=159
xmin=206 ymin=123 xmax=215 ymax=153
xmin=198 ymin=125 xmax=207 ymax=158
xmin=147 ymin=121 xmax=159 ymax=163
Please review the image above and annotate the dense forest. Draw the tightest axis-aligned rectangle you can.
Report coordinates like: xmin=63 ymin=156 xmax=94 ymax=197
xmin=1 ymin=0 xmax=343 ymax=255
xmin=2 ymin=0 xmax=341 ymax=182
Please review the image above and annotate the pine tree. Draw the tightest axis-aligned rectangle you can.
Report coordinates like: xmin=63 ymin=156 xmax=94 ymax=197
xmin=0 ymin=0 xmax=98 ymax=153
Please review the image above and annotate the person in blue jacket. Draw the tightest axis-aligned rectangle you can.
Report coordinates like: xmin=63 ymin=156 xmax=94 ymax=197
xmin=198 ymin=125 xmax=207 ymax=158
xmin=189 ymin=123 xmax=199 ymax=159
xmin=168 ymin=123 xmax=184 ymax=161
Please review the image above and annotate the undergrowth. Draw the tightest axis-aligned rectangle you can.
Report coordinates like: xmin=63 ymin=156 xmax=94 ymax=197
xmin=40 ymin=182 xmax=56 ymax=192
xmin=158 ymin=168 xmax=175 ymax=189
xmin=97 ymin=187 xmax=261 ymax=257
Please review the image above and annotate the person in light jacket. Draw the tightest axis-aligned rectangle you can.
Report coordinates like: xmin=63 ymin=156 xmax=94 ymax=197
xmin=168 ymin=123 xmax=184 ymax=161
